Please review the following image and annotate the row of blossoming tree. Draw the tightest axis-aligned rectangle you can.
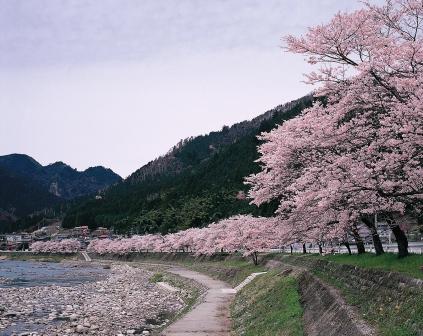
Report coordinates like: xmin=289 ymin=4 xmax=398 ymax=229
xmin=31 ymin=239 xmax=82 ymax=254
xmin=29 ymin=215 xmax=278 ymax=264
xmin=87 ymin=215 xmax=277 ymax=265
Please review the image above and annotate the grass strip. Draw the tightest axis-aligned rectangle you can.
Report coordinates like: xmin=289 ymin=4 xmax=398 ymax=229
xmin=231 ymin=271 xmax=304 ymax=336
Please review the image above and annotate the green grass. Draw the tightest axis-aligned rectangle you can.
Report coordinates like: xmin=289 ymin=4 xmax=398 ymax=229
xmin=313 ymin=268 xmax=423 ymax=336
xmin=267 ymin=253 xmax=423 ymax=335
xmin=312 ymin=253 xmax=423 ymax=279
xmin=231 ymin=271 xmax=304 ymax=336
xmin=149 ymin=272 xmax=164 ymax=283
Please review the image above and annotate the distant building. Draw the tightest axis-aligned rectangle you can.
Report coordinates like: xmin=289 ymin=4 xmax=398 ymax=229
xmin=4 ymin=233 xmax=32 ymax=250
xmin=0 ymin=235 xmax=7 ymax=250
xmin=72 ymin=226 xmax=90 ymax=238
xmin=32 ymin=225 xmax=60 ymax=240
xmin=91 ymin=227 xmax=110 ymax=238
xmin=52 ymin=230 xmax=72 ymax=241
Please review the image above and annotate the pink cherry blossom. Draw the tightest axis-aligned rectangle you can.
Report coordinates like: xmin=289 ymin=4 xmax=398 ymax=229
xmin=246 ymin=0 xmax=422 ymax=257
xmin=30 ymin=239 xmax=82 ymax=254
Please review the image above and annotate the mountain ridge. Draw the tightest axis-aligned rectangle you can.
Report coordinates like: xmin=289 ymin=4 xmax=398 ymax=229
xmin=127 ymin=96 xmax=311 ymax=184
xmin=0 ymin=154 xmax=122 ymax=222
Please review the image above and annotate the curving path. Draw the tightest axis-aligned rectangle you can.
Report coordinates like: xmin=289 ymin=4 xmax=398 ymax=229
xmin=81 ymin=251 xmax=92 ymax=262
xmin=161 ymin=267 xmax=235 ymax=336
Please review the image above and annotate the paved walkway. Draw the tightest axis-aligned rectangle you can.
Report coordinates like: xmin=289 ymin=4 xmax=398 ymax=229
xmin=233 ymin=272 xmax=267 ymax=292
xmin=81 ymin=251 xmax=92 ymax=262
xmin=161 ymin=267 xmax=235 ymax=336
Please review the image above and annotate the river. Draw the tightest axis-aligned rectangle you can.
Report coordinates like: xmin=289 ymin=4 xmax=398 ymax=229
xmin=0 ymin=260 xmax=109 ymax=335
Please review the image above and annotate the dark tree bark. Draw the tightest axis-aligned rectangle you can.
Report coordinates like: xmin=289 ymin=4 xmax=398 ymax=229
xmin=251 ymin=252 xmax=259 ymax=265
xmin=386 ymin=216 xmax=409 ymax=258
xmin=290 ymin=245 xmax=293 ymax=255
xmin=343 ymin=241 xmax=352 ymax=255
xmin=302 ymin=243 xmax=307 ymax=254
xmin=318 ymin=243 xmax=323 ymax=255
xmin=361 ymin=217 xmax=384 ymax=255
xmin=351 ymin=225 xmax=366 ymax=254
xmin=391 ymin=226 xmax=409 ymax=258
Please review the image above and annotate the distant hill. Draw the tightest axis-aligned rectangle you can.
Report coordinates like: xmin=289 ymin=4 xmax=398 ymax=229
xmin=63 ymin=95 xmax=313 ymax=233
xmin=0 ymin=154 xmax=122 ymax=200
xmin=0 ymin=165 xmax=61 ymax=217
xmin=0 ymin=154 xmax=122 ymax=231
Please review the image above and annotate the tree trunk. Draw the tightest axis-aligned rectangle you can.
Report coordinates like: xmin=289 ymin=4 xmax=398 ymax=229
xmin=391 ymin=225 xmax=409 ymax=258
xmin=386 ymin=216 xmax=409 ymax=258
xmin=343 ymin=241 xmax=352 ymax=255
xmin=361 ymin=217 xmax=384 ymax=255
xmin=251 ymin=252 xmax=258 ymax=265
xmin=351 ymin=226 xmax=366 ymax=254
xmin=290 ymin=245 xmax=293 ymax=255
xmin=302 ymin=243 xmax=307 ymax=254
xmin=318 ymin=243 xmax=323 ymax=255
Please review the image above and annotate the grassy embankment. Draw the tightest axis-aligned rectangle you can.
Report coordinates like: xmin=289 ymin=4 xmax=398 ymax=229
xmin=313 ymin=252 xmax=423 ymax=279
xmin=283 ymin=253 xmax=423 ymax=336
xmin=231 ymin=270 xmax=304 ymax=336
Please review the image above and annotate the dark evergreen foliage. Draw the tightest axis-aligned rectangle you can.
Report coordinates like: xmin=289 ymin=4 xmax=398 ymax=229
xmin=0 ymin=154 xmax=122 ymax=232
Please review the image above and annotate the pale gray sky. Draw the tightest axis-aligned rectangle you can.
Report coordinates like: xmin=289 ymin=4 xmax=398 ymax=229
xmin=0 ymin=0 xmax=378 ymax=177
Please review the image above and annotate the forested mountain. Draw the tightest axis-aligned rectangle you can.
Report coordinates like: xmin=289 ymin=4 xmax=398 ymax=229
xmin=0 ymin=166 xmax=61 ymax=217
xmin=0 ymin=154 xmax=122 ymax=232
xmin=0 ymin=154 xmax=122 ymax=200
xmin=63 ymin=95 xmax=313 ymax=233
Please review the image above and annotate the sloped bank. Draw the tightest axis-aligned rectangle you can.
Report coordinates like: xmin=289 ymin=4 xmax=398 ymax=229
xmin=268 ymin=255 xmax=423 ymax=336
xmin=297 ymin=271 xmax=375 ymax=336
xmin=259 ymin=260 xmax=374 ymax=336
xmin=231 ymin=269 xmax=304 ymax=336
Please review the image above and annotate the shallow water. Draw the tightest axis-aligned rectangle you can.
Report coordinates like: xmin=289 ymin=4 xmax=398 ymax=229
xmin=0 ymin=260 xmax=109 ymax=335
xmin=0 ymin=260 xmax=108 ymax=288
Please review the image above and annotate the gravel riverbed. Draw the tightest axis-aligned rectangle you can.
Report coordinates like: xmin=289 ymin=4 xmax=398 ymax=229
xmin=0 ymin=263 xmax=185 ymax=336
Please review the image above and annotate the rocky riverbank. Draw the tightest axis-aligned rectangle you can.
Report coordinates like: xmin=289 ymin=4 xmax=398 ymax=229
xmin=0 ymin=263 xmax=186 ymax=336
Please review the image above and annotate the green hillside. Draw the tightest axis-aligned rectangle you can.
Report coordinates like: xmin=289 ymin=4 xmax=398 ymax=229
xmin=63 ymin=96 xmax=313 ymax=234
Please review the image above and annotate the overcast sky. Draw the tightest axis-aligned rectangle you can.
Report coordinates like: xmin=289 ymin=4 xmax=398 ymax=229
xmin=0 ymin=0 xmax=379 ymax=177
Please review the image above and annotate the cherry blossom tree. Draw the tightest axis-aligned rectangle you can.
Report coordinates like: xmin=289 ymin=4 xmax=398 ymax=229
xmin=30 ymin=239 xmax=82 ymax=254
xmin=247 ymin=0 xmax=423 ymax=257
